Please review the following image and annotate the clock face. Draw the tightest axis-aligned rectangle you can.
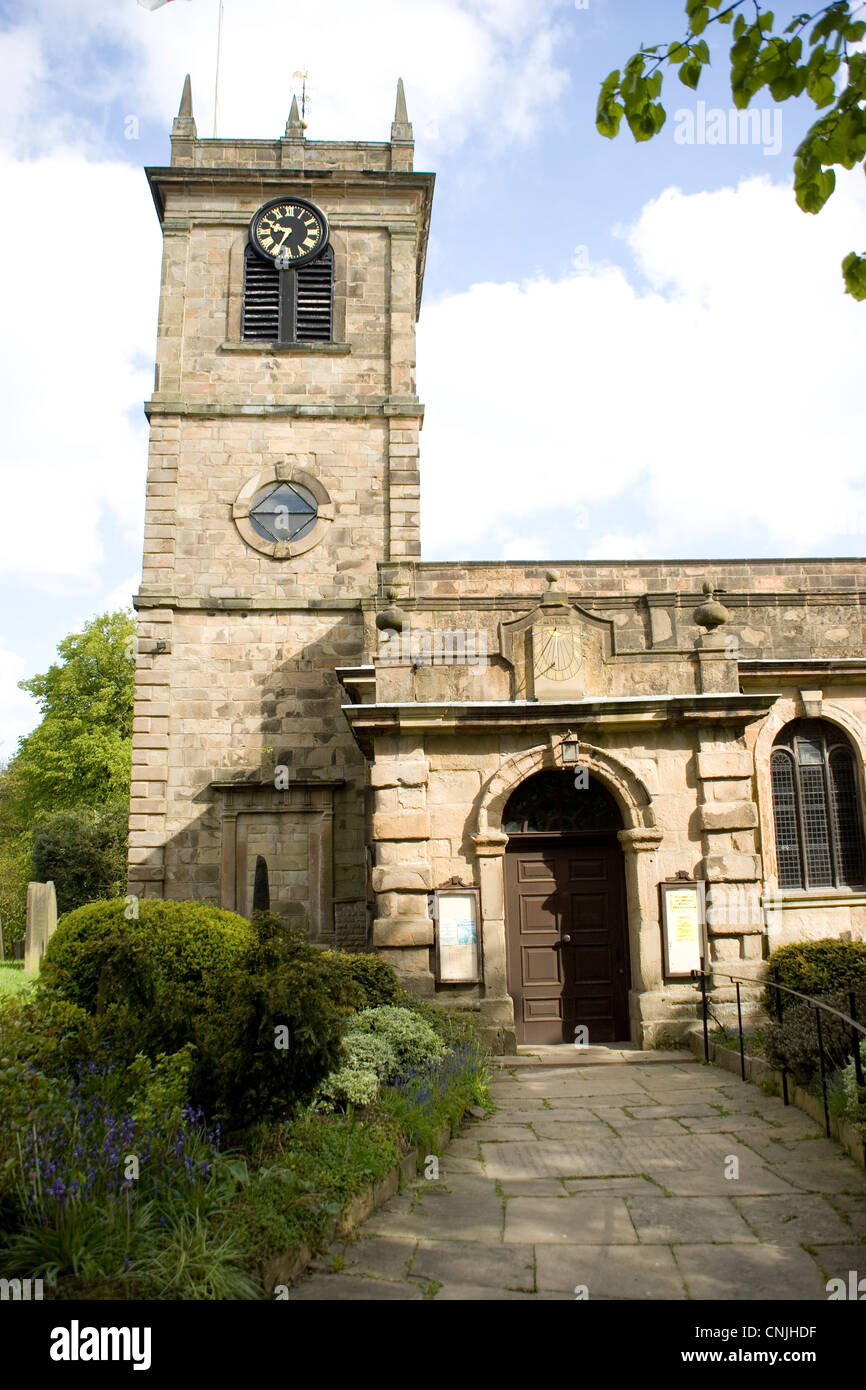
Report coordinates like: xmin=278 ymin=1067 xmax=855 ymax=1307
xmin=250 ymin=197 xmax=329 ymax=267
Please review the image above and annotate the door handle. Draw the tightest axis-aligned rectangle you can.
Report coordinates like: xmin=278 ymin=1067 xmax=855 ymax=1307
xmin=561 ymin=933 xmax=572 ymax=944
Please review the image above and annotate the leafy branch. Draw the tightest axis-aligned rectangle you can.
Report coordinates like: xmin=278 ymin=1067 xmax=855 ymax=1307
xmin=596 ymin=2 xmax=866 ymax=298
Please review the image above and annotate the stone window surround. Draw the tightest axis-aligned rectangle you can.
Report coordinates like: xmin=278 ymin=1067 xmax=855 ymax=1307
xmin=232 ymin=456 xmax=335 ymax=559
xmin=223 ymin=227 xmax=348 ymax=349
xmin=213 ymin=778 xmax=341 ymax=940
xmin=753 ymin=695 xmax=866 ymax=893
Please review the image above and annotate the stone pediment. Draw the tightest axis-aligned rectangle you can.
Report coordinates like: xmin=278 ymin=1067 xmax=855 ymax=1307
xmin=499 ymin=573 xmax=613 ymax=701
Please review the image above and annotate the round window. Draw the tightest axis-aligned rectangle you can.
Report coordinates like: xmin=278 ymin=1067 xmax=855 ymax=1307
xmin=248 ymin=481 xmax=319 ymax=544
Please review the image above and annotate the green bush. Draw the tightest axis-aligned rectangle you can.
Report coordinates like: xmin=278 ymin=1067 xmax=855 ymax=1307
xmin=403 ymin=997 xmax=485 ymax=1047
xmin=764 ymin=983 xmax=866 ymax=1086
xmin=764 ymin=939 xmax=866 ymax=1015
xmin=318 ymin=950 xmax=401 ymax=1009
xmin=31 ymin=806 xmax=129 ymax=917
xmin=346 ymin=1005 xmax=445 ymax=1075
xmin=43 ymin=898 xmax=254 ymax=1012
xmin=190 ymin=925 xmax=360 ymax=1133
xmin=41 ymin=902 xmax=359 ymax=1133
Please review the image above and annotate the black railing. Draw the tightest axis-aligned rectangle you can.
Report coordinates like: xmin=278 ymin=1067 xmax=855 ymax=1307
xmin=691 ymin=958 xmax=866 ymax=1142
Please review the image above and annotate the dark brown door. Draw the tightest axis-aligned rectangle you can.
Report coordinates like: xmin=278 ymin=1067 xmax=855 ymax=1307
xmin=505 ymin=839 xmax=630 ymax=1044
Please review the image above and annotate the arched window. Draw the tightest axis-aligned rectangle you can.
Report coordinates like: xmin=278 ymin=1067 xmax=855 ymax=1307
xmin=770 ymin=719 xmax=866 ymax=890
xmin=503 ymin=770 xmax=621 ymax=835
xmin=241 ymin=244 xmax=334 ymax=344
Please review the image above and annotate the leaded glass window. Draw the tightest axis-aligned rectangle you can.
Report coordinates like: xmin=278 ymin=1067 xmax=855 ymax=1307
xmin=771 ymin=720 xmax=866 ymax=890
xmin=503 ymin=770 xmax=621 ymax=834
xmin=248 ymin=481 xmax=318 ymax=544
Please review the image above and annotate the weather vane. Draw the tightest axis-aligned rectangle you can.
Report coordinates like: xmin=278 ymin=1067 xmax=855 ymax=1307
xmin=291 ymin=70 xmax=311 ymax=130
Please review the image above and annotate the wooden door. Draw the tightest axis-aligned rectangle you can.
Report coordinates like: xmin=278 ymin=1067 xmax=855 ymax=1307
xmin=505 ymin=839 xmax=630 ymax=1044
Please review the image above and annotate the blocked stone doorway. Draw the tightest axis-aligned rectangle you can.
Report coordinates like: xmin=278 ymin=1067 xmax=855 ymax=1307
xmin=503 ymin=771 xmax=631 ymax=1045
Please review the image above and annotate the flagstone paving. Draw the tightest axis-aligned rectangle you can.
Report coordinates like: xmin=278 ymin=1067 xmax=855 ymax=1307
xmin=288 ymin=1048 xmax=866 ymax=1301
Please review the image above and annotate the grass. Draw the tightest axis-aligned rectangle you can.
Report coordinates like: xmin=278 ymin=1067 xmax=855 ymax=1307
xmin=228 ymin=1111 xmax=404 ymax=1267
xmin=711 ymin=1024 xmax=767 ymax=1057
xmin=0 ymin=962 xmax=30 ymax=997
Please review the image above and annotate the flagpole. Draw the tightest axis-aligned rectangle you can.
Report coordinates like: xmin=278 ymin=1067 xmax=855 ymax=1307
xmin=213 ymin=0 xmax=224 ymax=137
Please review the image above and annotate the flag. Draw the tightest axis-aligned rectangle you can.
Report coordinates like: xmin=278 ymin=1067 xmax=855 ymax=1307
xmin=138 ymin=1 xmax=191 ymax=11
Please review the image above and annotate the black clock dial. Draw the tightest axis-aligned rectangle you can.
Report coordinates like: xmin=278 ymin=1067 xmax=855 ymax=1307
xmin=250 ymin=197 xmax=329 ymax=267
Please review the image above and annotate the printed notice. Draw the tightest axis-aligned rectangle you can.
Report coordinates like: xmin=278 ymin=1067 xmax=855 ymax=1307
xmin=662 ymin=884 xmax=702 ymax=976
xmin=438 ymin=892 xmax=478 ymax=982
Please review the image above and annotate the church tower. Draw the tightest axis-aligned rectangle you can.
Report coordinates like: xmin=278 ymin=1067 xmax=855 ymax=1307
xmin=128 ymin=79 xmax=433 ymax=948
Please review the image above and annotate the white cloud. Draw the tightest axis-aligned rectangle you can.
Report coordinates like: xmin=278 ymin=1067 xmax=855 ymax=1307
xmin=418 ymin=172 xmax=866 ymax=558
xmin=0 ymin=149 xmax=156 ymax=585
xmin=0 ymin=0 xmax=572 ymax=153
xmin=0 ymin=644 xmax=40 ymax=762
xmin=102 ymin=574 xmax=141 ymax=615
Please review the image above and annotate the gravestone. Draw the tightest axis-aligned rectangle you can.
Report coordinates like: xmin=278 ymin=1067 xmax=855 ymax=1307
xmin=25 ymin=881 xmax=57 ymax=975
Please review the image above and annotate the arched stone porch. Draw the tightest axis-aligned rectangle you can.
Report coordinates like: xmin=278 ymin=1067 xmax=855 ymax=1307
xmin=471 ymin=739 xmax=663 ymax=1050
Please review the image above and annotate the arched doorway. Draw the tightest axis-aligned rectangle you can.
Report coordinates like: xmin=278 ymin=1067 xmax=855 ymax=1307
xmin=503 ymin=770 xmax=630 ymax=1045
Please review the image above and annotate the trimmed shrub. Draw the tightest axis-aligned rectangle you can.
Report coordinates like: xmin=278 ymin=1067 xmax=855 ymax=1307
xmin=43 ymin=898 xmax=254 ymax=1012
xmin=190 ymin=926 xmax=360 ymax=1132
xmin=318 ymin=950 xmax=401 ymax=1009
xmin=316 ymin=1067 xmax=381 ymax=1109
xmin=348 ymin=1006 xmax=445 ymax=1075
xmin=763 ymin=939 xmax=866 ymax=1015
xmin=341 ymin=1031 xmax=398 ymax=1080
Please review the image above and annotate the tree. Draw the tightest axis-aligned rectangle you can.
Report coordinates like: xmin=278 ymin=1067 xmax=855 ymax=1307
xmin=596 ymin=1 xmax=866 ymax=298
xmin=0 ymin=610 xmax=136 ymax=944
xmin=7 ymin=610 xmax=135 ymax=821
xmin=31 ymin=807 xmax=129 ymax=917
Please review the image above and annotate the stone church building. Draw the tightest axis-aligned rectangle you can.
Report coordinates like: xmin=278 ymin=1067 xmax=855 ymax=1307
xmin=128 ymin=80 xmax=866 ymax=1051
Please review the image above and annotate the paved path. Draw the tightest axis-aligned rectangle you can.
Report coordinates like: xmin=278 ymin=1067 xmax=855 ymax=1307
xmin=290 ymin=1048 xmax=866 ymax=1301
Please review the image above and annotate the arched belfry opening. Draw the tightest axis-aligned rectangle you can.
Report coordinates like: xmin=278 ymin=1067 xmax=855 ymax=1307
xmin=503 ymin=770 xmax=631 ymax=1045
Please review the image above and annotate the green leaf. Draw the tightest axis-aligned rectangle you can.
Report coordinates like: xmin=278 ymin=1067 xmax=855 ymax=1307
xmin=842 ymin=251 xmax=866 ymax=300
xmin=734 ymin=13 xmax=746 ymax=39
xmin=794 ymin=159 xmax=836 ymax=213
xmin=690 ymin=7 xmax=711 ymax=35
xmin=679 ymin=58 xmax=703 ymax=89
xmin=596 ymin=99 xmax=625 ymax=140
xmin=668 ymin=42 xmax=689 ymax=64
xmin=626 ymin=102 xmax=667 ymax=143
xmin=694 ymin=38 xmax=710 ymax=65
xmin=807 ymin=72 xmax=837 ymax=107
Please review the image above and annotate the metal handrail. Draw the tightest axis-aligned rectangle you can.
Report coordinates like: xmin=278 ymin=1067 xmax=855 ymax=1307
xmin=690 ymin=959 xmax=866 ymax=1146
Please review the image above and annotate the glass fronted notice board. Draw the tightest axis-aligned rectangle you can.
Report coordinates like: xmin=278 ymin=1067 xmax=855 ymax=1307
xmin=659 ymin=877 xmax=707 ymax=978
xmin=432 ymin=886 xmax=481 ymax=984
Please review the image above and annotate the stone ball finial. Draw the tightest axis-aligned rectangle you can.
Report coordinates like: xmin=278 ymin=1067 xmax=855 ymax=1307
xmin=694 ymin=580 xmax=730 ymax=632
xmin=542 ymin=569 xmax=567 ymax=606
xmin=376 ymin=591 xmax=406 ymax=632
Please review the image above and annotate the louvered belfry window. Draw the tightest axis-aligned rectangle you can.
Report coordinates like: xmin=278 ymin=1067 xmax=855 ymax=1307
xmin=770 ymin=719 xmax=866 ymax=890
xmin=241 ymin=244 xmax=334 ymax=344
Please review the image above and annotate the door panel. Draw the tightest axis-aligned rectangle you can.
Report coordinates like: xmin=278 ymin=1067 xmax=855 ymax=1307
xmin=505 ymin=840 xmax=630 ymax=1045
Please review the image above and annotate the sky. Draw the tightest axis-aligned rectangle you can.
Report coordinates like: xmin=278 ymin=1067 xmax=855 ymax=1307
xmin=0 ymin=0 xmax=864 ymax=757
